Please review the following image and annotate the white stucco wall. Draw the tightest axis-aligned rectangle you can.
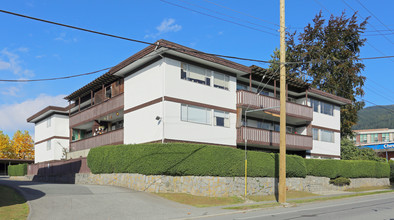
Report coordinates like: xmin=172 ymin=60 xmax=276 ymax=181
xmin=34 ymin=114 xmax=69 ymax=163
xmin=123 ymin=57 xmax=237 ymax=146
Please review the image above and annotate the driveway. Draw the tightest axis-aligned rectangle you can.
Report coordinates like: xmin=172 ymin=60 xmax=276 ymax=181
xmin=0 ymin=177 xmax=223 ymax=220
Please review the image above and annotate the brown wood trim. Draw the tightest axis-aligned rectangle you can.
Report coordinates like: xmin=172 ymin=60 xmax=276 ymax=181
xmin=70 ymin=105 xmax=124 ymax=128
xmin=27 ymin=106 xmax=69 ymax=122
xmin=70 ymin=93 xmax=124 ymax=117
xmin=311 ymin=125 xmax=340 ymax=133
xmin=124 ymin=98 xmax=162 ymax=114
xmin=146 ymin=139 xmax=236 ymax=148
xmin=35 ymin=136 xmax=69 ymax=145
xmin=238 ymin=90 xmax=313 ymax=109
xmin=164 ymin=96 xmax=237 ymax=113
xmin=71 ymin=128 xmax=124 ymax=144
xmin=308 ymin=153 xmax=341 ymax=159
xmin=124 ymin=96 xmax=237 ymax=114
xmin=236 ymin=140 xmax=312 ymax=151
xmin=31 ymin=112 xmax=69 ymax=125
xmin=162 ymin=53 xmax=237 ymax=77
xmin=237 ymin=104 xmax=312 ymax=121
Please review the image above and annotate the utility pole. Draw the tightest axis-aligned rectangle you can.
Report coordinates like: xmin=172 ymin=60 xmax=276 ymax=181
xmin=279 ymin=0 xmax=287 ymax=204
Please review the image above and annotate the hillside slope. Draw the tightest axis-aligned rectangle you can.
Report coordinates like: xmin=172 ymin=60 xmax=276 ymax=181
xmin=353 ymin=105 xmax=394 ymax=130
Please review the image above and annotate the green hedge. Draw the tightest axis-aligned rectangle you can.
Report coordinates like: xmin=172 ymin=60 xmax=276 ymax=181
xmin=305 ymin=159 xmax=390 ymax=178
xmin=87 ymin=143 xmax=306 ymax=178
xmin=390 ymin=160 xmax=394 ymax=182
xmin=8 ymin=164 xmax=27 ymax=176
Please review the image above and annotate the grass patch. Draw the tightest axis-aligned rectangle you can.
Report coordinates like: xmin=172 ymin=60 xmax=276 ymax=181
xmin=0 ymin=185 xmax=29 ymax=220
xmin=248 ymin=191 xmax=318 ymax=202
xmin=156 ymin=193 xmax=243 ymax=207
xmin=345 ymin=185 xmax=393 ymax=192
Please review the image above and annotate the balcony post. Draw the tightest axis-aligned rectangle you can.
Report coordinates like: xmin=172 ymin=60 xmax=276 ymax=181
xmin=91 ymin=90 xmax=93 ymax=106
xmin=249 ymin=74 xmax=252 ymax=91
xmin=78 ymin=96 xmax=81 ymax=112
xmin=274 ymin=80 xmax=277 ymax=97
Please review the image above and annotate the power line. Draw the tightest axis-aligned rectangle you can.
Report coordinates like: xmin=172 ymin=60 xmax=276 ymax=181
xmin=355 ymin=0 xmax=393 ymax=34
xmin=176 ymin=0 xmax=277 ymax=31
xmin=0 ymin=9 xmax=393 ymax=67
xmin=0 ymin=67 xmax=111 ymax=82
xmin=201 ymin=0 xmax=281 ymax=27
xmin=342 ymin=0 xmax=394 ymax=45
xmin=159 ymin=0 xmax=278 ymax=36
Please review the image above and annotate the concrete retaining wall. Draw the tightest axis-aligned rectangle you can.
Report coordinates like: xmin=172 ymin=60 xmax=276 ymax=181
xmin=75 ymin=173 xmax=390 ymax=197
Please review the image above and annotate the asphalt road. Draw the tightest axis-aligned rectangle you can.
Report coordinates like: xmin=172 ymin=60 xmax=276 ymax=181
xmin=2 ymin=177 xmax=394 ymax=220
xmin=0 ymin=177 xmax=225 ymax=220
xmin=197 ymin=192 xmax=394 ymax=220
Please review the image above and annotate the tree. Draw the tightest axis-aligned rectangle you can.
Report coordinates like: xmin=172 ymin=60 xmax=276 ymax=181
xmin=0 ymin=130 xmax=34 ymax=160
xmin=269 ymin=11 xmax=368 ymax=138
xmin=341 ymin=138 xmax=384 ymax=162
xmin=0 ymin=131 xmax=11 ymax=158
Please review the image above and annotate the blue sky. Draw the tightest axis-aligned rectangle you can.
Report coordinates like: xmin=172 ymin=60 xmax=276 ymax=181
xmin=0 ymin=0 xmax=393 ymax=137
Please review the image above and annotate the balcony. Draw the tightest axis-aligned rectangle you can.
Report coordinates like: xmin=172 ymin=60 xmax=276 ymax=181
xmin=237 ymin=127 xmax=312 ymax=150
xmin=70 ymin=93 xmax=124 ymax=127
xmin=237 ymin=90 xmax=312 ymax=122
xmin=70 ymin=128 xmax=124 ymax=152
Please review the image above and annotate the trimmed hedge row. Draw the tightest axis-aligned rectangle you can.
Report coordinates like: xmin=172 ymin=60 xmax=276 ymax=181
xmin=390 ymin=160 xmax=394 ymax=182
xmin=8 ymin=164 xmax=27 ymax=176
xmin=87 ymin=143 xmax=306 ymax=177
xmin=305 ymin=159 xmax=389 ymax=178
xmin=87 ymin=143 xmax=390 ymax=179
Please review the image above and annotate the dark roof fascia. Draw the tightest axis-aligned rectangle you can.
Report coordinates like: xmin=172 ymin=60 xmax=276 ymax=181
xmin=308 ymin=88 xmax=352 ymax=105
xmin=27 ymin=106 xmax=69 ymax=123
xmin=65 ymin=39 xmax=251 ymax=100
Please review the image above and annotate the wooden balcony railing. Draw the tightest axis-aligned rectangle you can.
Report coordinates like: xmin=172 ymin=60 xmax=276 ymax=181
xmin=236 ymin=90 xmax=312 ymax=121
xmin=70 ymin=93 xmax=124 ymax=127
xmin=70 ymin=128 xmax=124 ymax=152
xmin=237 ymin=127 xmax=312 ymax=150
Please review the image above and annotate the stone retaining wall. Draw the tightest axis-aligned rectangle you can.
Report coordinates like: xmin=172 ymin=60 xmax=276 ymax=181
xmin=75 ymin=173 xmax=390 ymax=197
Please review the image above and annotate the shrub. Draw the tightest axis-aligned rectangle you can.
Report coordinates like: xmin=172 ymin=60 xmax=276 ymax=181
xmin=8 ymin=164 xmax=27 ymax=176
xmin=87 ymin=143 xmax=307 ymax=178
xmin=329 ymin=177 xmax=350 ymax=186
xmin=306 ymin=159 xmax=390 ymax=178
xmin=390 ymin=160 xmax=394 ymax=182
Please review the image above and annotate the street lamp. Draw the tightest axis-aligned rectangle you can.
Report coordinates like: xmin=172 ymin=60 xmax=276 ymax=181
xmin=244 ymin=106 xmax=280 ymax=200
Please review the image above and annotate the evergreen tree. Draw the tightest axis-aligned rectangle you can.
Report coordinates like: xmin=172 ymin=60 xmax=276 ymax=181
xmin=269 ymin=11 xmax=368 ymax=138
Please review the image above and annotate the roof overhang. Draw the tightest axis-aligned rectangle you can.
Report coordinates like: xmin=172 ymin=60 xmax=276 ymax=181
xmin=27 ymin=106 xmax=69 ymax=123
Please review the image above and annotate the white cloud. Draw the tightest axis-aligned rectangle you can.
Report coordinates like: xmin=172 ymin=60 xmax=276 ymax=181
xmin=0 ymin=94 xmax=68 ymax=136
xmin=54 ymin=32 xmax=78 ymax=43
xmin=145 ymin=18 xmax=182 ymax=39
xmin=1 ymin=86 xmax=20 ymax=96
xmin=0 ymin=48 xmax=34 ymax=78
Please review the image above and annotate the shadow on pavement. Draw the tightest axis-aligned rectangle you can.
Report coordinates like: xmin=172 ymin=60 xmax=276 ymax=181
xmin=0 ymin=176 xmax=46 ymax=205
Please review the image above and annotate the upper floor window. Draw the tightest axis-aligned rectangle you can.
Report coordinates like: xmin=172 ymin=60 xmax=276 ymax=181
xmin=47 ymin=117 xmax=51 ymax=128
xmin=213 ymin=72 xmax=229 ymax=90
xmin=310 ymin=99 xmax=319 ymax=112
xmin=371 ymin=134 xmax=378 ymax=143
xmin=382 ymin=133 xmax=390 ymax=142
xmin=237 ymin=84 xmax=247 ymax=91
xmin=181 ymin=63 xmax=230 ymax=90
xmin=360 ymin=134 xmax=367 ymax=143
xmin=321 ymin=102 xmax=334 ymax=116
xmin=181 ymin=63 xmax=211 ymax=86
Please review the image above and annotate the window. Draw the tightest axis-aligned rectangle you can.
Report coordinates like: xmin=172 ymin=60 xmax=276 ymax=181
xmin=371 ymin=134 xmax=378 ymax=143
xmin=321 ymin=102 xmax=334 ymax=116
xmin=213 ymin=72 xmax=229 ymax=90
xmin=47 ymin=117 xmax=51 ymax=127
xmin=237 ymin=84 xmax=247 ymax=91
xmin=312 ymin=128 xmax=319 ymax=140
xmin=274 ymin=124 xmax=280 ymax=132
xmin=257 ymin=121 xmax=271 ymax=130
xmin=214 ymin=110 xmax=229 ymax=127
xmin=310 ymin=99 xmax=319 ymax=112
xmin=181 ymin=104 xmax=211 ymax=125
xmin=46 ymin=140 xmax=51 ymax=151
xmin=360 ymin=134 xmax=367 ymax=143
xmin=321 ymin=130 xmax=334 ymax=143
xmin=181 ymin=63 xmax=211 ymax=86
xmin=286 ymin=126 xmax=295 ymax=134
xmin=105 ymin=86 xmax=112 ymax=99
xmin=382 ymin=133 xmax=389 ymax=142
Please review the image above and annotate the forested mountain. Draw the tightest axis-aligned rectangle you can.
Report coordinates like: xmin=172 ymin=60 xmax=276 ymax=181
xmin=352 ymin=105 xmax=394 ymax=130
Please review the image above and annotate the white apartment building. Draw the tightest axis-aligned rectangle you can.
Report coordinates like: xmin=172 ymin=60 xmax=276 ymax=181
xmin=28 ymin=40 xmax=350 ymax=162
